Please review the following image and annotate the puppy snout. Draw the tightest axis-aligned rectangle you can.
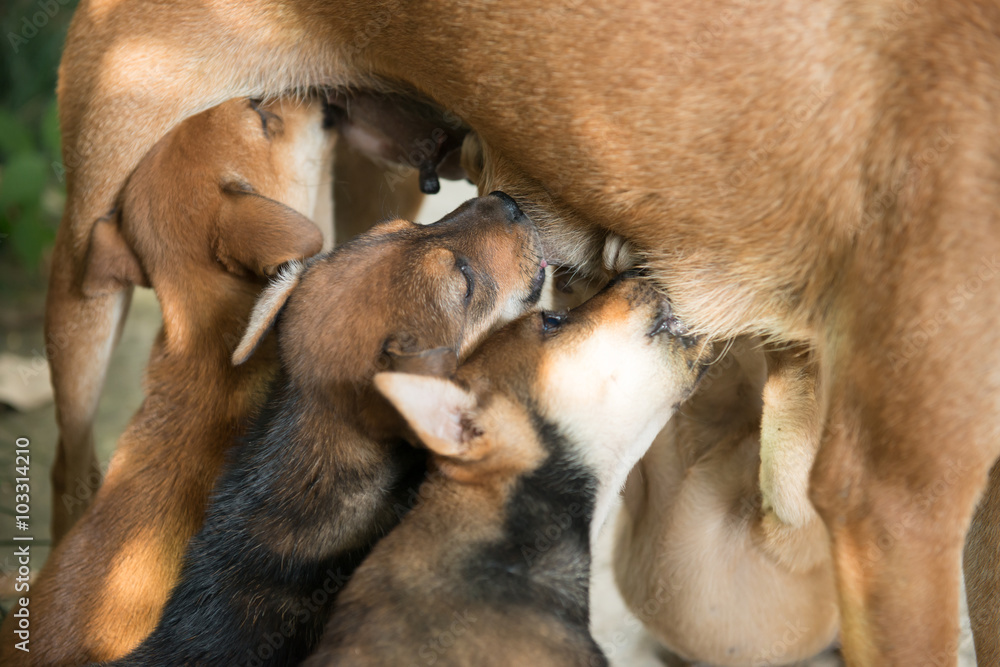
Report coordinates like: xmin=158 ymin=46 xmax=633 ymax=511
xmin=489 ymin=191 xmax=527 ymax=223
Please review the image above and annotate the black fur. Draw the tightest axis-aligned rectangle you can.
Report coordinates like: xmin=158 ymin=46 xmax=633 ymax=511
xmin=103 ymin=372 xmax=427 ymax=667
xmin=460 ymin=409 xmax=606 ymax=663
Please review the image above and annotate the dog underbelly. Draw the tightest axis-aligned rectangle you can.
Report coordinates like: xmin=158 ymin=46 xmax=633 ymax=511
xmin=351 ymin=1 xmax=869 ymax=341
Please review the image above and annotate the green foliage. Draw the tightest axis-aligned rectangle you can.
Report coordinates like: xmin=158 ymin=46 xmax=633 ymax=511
xmin=0 ymin=0 xmax=80 ymax=273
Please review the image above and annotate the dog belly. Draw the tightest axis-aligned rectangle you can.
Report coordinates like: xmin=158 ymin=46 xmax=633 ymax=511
xmin=357 ymin=0 xmax=865 ymax=341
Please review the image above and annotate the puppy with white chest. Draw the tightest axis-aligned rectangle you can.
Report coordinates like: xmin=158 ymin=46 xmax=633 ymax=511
xmin=305 ymin=274 xmax=714 ymax=667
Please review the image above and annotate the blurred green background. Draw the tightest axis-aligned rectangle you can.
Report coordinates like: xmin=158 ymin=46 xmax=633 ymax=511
xmin=1 ymin=0 xmax=78 ymax=289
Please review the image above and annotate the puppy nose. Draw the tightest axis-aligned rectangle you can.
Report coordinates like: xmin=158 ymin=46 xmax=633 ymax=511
xmin=489 ymin=191 xmax=526 ymax=222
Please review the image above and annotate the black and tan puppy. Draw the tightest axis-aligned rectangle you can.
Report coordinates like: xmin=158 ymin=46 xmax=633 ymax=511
xmin=305 ymin=274 xmax=713 ymax=666
xmin=108 ymin=192 xmax=546 ymax=667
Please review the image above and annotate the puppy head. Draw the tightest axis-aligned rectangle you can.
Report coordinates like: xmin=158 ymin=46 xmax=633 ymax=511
xmin=81 ymin=97 xmax=331 ymax=298
xmin=375 ymin=274 xmax=713 ymax=534
xmin=234 ymin=192 xmax=545 ymax=428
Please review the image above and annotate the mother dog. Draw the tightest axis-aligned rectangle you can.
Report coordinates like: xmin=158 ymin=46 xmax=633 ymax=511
xmin=47 ymin=1 xmax=999 ymax=665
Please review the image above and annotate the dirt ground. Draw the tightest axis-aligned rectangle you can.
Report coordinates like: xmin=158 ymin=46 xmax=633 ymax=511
xmin=0 ymin=180 xmax=975 ymax=665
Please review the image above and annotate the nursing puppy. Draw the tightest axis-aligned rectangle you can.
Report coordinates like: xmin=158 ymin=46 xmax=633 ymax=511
xmin=615 ymin=339 xmax=839 ymax=666
xmin=0 ymin=96 xmax=331 ymax=667
xmin=109 ymin=192 xmax=546 ymax=667
xmin=305 ymin=274 xmax=712 ymax=666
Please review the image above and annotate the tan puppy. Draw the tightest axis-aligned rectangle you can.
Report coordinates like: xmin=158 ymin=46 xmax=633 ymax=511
xmin=45 ymin=93 xmax=335 ymax=541
xmin=49 ymin=2 xmax=1000 ymax=664
xmin=615 ymin=339 xmax=839 ymax=666
xmin=2 ymin=96 xmax=332 ymax=666
xmin=306 ymin=274 xmax=713 ymax=666
xmin=46 ymin=96 xmax=425 ymax=544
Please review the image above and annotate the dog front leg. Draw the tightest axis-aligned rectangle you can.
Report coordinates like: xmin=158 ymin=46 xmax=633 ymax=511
xmin=333 ymin=141 xmax=423 ymax=245
xmin=810 ymin=382 xmax=995 ymax=665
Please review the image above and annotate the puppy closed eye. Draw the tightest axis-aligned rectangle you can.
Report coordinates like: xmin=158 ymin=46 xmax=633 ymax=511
xmin=247 ymin=99 xmax=283 ymax=139
xmin=456 ymin=258 xmax=475 ymax=303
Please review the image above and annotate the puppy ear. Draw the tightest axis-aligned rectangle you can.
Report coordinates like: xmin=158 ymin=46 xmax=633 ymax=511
xmin=81 ymin=212 xmax=150 ymax=296
xmin=232 ymin=261 xmax=305 ymax=365
xmin=374 ymin=373 xmax=479 ymax=459
xmin=215 ymin=185 xmax=323 ymax=277
xmin=382 ymin=345 xmax=458 ymax=377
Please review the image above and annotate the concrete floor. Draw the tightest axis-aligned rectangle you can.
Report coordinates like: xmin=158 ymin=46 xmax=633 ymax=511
xmin=0 ymin=180 xmax=974 ymax=665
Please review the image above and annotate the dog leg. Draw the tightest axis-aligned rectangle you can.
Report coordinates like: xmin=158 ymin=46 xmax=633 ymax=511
xmin=964 ymin=459 xmax=1000 ymax=664
xmin=333 ymin=142 xmax=423 ymax=244
xmin=46 ymin=232 xmax=131 ymax=541
xmin=810 ymin=359 xmax=998 ymax=665
xmin=50 ymin=2 xmax=345 ymax=542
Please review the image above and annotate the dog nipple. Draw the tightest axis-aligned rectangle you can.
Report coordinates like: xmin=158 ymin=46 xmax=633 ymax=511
xmin=419 ymin=162 xmax=441 ymax=194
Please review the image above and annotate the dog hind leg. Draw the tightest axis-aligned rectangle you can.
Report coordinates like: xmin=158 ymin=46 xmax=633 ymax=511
xmin=46 ymin=233 xmax=131 ymax=541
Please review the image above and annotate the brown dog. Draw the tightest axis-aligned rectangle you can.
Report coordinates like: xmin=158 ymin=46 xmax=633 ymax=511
xmin=1 ymin=96 xmax=332 ymax=665
xmin=306 ymin=274 xmax=712 ymax=667
xmin=49 ymin=2 xmax=1000 ymax=664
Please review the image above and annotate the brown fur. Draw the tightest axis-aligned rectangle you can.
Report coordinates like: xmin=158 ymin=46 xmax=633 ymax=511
xmin=306 ymin=275 xmax=712 ymax=666
xmin=101 ymin=193 xmax=545 ymax=666
xmin=45 ymin=96 xmax=425 ymax=543
xmin=2 ymin=97 xmax=333 ymax=665
xmin=47 ymin=1 xmax=1000 ymax=664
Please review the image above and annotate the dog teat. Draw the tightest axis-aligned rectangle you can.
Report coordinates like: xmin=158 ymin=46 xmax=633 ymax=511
xmin=324 ymin=90 xmax=467 ymax=194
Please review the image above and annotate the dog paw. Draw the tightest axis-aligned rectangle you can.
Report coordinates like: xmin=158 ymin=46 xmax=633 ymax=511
xmin=756 ymin=509 xmax=832 ymax=573
xmin=760 ymin=457 xmax=821 ymax=527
